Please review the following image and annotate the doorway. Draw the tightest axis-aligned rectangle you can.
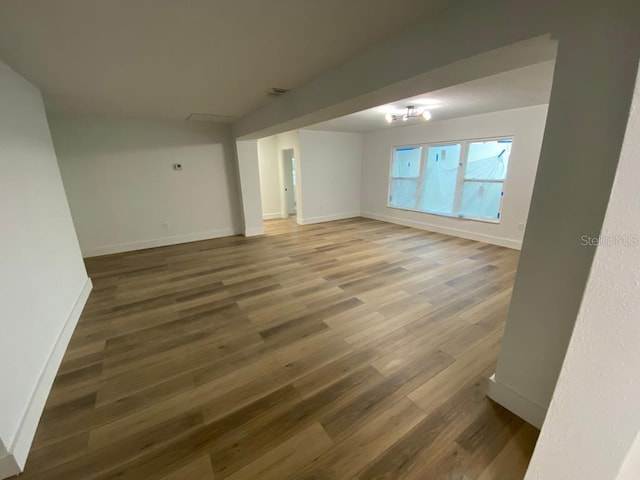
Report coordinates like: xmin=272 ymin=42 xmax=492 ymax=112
xmin=282 ymin=148 xmax=297 ymax=217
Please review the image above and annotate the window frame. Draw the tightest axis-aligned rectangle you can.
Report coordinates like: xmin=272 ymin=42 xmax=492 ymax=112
xmin=387 ymin=144 xmax=425 ymax=211
xmin=387 ymin=135 xmax=514 ymax=224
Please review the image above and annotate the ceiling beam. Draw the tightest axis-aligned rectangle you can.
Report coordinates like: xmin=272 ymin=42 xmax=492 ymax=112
xmin=232 ymin=0 xmax=560 ymax=139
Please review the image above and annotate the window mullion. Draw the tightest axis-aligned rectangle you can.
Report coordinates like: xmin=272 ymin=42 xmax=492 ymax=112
xmin=452 ymin=141 xmax=469 ymax=216
xmin=414 ymin=145 xmax=427 ymax=210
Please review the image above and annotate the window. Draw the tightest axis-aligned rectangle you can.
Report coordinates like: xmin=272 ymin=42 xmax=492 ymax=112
xmin=421 ymin=143 xmax=461 ymax=216
xmin=389 ymin=146 xmax=422 ymax=210
xmin=388 ymin=137 xmax=513 ymax=222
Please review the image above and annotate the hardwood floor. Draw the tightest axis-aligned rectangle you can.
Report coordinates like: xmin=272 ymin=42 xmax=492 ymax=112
xmin=17 ymin=217 xmax=538 ymax=480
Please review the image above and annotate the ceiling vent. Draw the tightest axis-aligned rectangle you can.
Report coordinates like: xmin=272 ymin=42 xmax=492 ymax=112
xmin=267 ymin=87 xmax=290 ymax=97
xmin=186 ymin=113 xmax=234 ymax=123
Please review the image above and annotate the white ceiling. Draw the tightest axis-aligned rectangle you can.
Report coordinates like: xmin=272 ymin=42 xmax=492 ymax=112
xmin=0 ymin=0 xmax=458 ymax=121
xmin=307 ymin=61 xmax=555 ymax=133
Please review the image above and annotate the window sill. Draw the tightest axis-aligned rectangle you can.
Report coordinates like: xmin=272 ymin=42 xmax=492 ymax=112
xmin=386 ymin=204 xmax=501 ymax=225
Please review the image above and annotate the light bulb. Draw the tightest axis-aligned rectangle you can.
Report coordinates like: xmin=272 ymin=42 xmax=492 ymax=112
xmin=422 ymin=110 xmax=432 ymax=121
xmin=385 ymin=113 xmax=393 ymax=123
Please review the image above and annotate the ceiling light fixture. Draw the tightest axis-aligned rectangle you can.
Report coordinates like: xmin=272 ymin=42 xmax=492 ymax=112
xmin=385 ymin=105 xmax=431 ymax=123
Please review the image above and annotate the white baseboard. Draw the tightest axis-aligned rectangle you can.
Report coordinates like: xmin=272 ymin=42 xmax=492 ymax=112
xmin=360 ymin=211 xmax=522 ymax=250
xmin=262 ymin=213 xmax=282 ymax=220
xmin=82 ymin=228 xmax=239 ymax=257
xmin=0 ymin=439 xmax=19 ymax=480
xmin=486 ymin=374 xmax=546 ymax=429
xmin=0 ymin=455 xmax=19 ymax=480
xmin=297 ymin=212 xmax=360 ymax=226
xmin=3 ymin=277 xmax=93 ymax=476
xmin=244 ymin=226 xmax=265 ymax=237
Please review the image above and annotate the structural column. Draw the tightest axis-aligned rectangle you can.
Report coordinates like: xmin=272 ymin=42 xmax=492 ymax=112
xmin=488 ymin=6 xmax=640 ymax=427
xmin=524 ymin=57 xmax=640 ymax=480
xmin=234 ymin=139 xmax=265 ymax=236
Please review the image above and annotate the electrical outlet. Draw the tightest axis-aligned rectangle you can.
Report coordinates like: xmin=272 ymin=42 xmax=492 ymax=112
xmin=517 ymin=223 xmax=525 ymax=231
xmin=162 ymin=222 xmax=169 ymax=229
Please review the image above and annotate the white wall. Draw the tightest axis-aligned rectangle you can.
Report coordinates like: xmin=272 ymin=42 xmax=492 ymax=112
xmin=235 ymin=139 xmax=264 ymax=236
xmin=275 ymin=131 xmax=303 ymax=220
xmin=620 ymin=434 xmax=640 ymax=480
xmin=257 ymin=136 xmax=281 ymax=219
xmin=524 ymin=64 xmax=640 ymax=480
xmin=256 ymin=129 xmax=362 ymax=225
xmin=361 ymin=105 xmax=548 ymax=249
xmin=256 ymin=131 xmax=302 ymax=220
xmin=0 ymin=60 xmax=90 ymax=475
xmin=49 ymin=115 xmax=242 ymax=256
xmin=297 ymin=130 xmax=362 ymax=224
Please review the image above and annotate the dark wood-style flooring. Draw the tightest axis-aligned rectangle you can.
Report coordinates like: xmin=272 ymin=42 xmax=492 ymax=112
xmin=16 ymin=217 xmax=538 ymax=480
